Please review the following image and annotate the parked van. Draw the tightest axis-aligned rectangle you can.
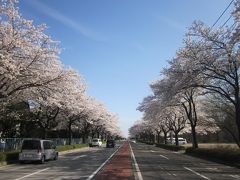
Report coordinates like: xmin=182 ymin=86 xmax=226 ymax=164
xmin=19 ymin=139 xmax=58 ymax=163
xmin=89 ymin=138 xmax=102 ymax=147
xmin=167 ymin=137 xmax=187 ymax=145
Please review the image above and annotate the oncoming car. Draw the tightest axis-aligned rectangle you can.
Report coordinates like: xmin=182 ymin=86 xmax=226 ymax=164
xmin=167 ymin=138 xmax=187 ymax=145
xmin=89 ymin=138 xmax=102 ymax=147
xmin=19 ymin=139 xmax=58 ymax=164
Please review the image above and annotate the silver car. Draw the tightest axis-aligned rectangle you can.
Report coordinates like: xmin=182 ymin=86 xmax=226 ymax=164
xmin=19 ymin=139 xmax=58 ymax=163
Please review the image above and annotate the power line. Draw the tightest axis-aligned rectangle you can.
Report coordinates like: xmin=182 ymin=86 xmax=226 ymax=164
xmin=211 ymin=0 xmax=234 ymax=29
xmin=220 ymin=14 xmax=233 ymax=28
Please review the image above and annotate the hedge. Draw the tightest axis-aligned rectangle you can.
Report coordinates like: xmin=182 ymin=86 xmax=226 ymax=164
xmin=0 ymin=151 xmax=19 ymax=162
xmin=185 ymin=147 xmax=240 ymax=165
xmin=137 ymin=140 xmax=154 ymax=145
xmin=155 ymin=143 xmax=186 ymax=151
xmin=56 ymin=144 xmax=88 ymax=152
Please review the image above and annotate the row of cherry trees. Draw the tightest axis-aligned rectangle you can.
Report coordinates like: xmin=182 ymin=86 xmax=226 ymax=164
xmin=130 ymin=2 xmax=240 ymax=148
xmin=0 ymin=0 xmax=123 ymax=143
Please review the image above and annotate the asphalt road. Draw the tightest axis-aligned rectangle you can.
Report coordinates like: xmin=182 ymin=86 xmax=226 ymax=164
xmin=130 ymin=142 xmax=240 ymax=180
xmin=0 ymin=144 xmax=120 ymax=180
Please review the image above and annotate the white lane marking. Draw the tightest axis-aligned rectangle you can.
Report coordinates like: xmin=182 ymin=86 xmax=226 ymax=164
xmin=205 ymin=168 xmax=219 ymax=172
xmin=54 ymin=176 xmax=89 ymax=180
xmin=150 ymin=150 xmax=155 ymax=152
xmin=229 ymin=175 xmax=240 ymax=179
xmin=14 ymin=168 xmax=50 ymax=180
xmin=159 ymin=155 xmax=169 ymax=160
xmin=130 ymin=143 xmax=143 ymax=180
xmin=184 ymin=167 xmax=211 ymax=180
xmin=72 ymin=154 xmax=87 ymax=160
xmin=86 ymin=144 xmax=122 ymax=180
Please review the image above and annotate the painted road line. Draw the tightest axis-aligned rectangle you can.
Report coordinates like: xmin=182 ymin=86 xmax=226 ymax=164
xmin=130 ymin=143 xmax=143 ymax=180
xmin=159 ymin=154 xmax=169 ymax=160
xmin=184 ymin=167 xmax=211 ymax=180
xmin=14 ymin=168 xmax=50 ymax=180
xmin=229 ymin=175 xmax=240 ymax=179
xmin=54 ymin=175 xmax=89 ymax=180
xmin=72 ymin=154 xmax=87 ymax=160
xmin=86 ymin=144 xmax=122 ymax=180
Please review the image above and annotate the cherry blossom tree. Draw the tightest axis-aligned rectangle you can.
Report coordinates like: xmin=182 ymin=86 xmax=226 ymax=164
xmin=150 ymin=74 xmax=201 ymax=148
xmin=165 ymin=107 xmax=187 ymax=146
xmin=0 ymin=0 xmax=123 ymax=141
xmin=175 ymin=6 xmax=240 ymax=146
xmin=0 ymin=0 xmax=64 ymax=102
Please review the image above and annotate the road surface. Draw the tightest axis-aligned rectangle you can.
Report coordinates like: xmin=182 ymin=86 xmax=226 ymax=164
xmin=131 ymin=142 xmax=240 ymax=180
xmin=1 ymin=141 xmax=240 ymax=180
xmin=0 ymin=144 xmax=120 ymax=180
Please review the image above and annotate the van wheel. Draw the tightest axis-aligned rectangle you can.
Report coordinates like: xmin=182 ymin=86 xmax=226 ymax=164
xmin=54 ymin=153 xmax=58 ymax=160
xmin=19 ymin=160 xmax=25 ymax=164
xmin=40 ymin=156 xmax=45 ymax=164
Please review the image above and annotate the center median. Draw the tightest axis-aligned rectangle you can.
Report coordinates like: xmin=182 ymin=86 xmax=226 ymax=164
xmin=93 ymin=141 xmax=134 ymax=180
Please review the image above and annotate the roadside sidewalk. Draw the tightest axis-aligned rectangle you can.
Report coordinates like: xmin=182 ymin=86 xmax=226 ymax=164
xmin=94 ymin=141 xmax=134 ymax=180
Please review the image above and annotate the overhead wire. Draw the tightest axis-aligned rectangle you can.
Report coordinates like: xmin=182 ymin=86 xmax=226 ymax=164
xmin=210 ymin=0 xmax=235 ymax=29
xmin=197 ymin=0 xmax=236 ymax=43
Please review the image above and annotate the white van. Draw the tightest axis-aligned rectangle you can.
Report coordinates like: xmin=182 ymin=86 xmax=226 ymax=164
xmin=89 ymin=138 xmax=102 ymax=147
xmin=167 ymin=137 xmax=187 ymax=145
xmin=19 ymin=139 xmax=58 ymax=163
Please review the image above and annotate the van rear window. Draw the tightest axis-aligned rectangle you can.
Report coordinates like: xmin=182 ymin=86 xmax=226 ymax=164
xmin=22 ymin=140 xmax=41 ymax=150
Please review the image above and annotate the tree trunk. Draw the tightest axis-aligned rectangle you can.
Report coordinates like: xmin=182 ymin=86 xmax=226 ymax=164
xmin=235 ymin=103 xmax=240 ymax=148
xmin=68 ymin=122 xmax=72 ymax=145
xmin=163 ymin=132 xmax=167 ymax=144
xmin=191 ymin=125 xmax=198 ymax=148
xmin=82 ymin=135 xmax=86 ymax=144
xmin=157 ymin=132 xmax=160 ymax=144
xmin=175 ymin=133 xmax=179 ymax=146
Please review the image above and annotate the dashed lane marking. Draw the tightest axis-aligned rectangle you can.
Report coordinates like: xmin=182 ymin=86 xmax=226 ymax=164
xmin=159 ymin=155 xmax=169 ymax=160
xmin=14 ymin=168 xmax=50 ymax=180
xmin=72 ymin=154 xmax=87 ymax=160
xmin=229 ymin=175 xmax=240 ymax=179
xmin=184 ymin=167 xmax=211 ymax=180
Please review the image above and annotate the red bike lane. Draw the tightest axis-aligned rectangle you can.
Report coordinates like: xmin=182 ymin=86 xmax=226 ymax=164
xmin=94 ymin=141 xmax=134 ymax=180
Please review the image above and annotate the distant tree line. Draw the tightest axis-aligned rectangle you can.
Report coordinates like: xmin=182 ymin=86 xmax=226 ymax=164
xmin=129 ymin=2 xmax=240 ymax=148
xmin=0 ymin=0 xmax=123 ymax=144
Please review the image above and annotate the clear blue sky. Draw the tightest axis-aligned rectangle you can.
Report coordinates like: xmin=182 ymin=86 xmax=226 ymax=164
xmin=19 ymin=0 xmax=233 ymax=137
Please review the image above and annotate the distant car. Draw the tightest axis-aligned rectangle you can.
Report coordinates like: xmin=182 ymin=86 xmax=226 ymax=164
xmin=19 ymin=139 xmax=58 ymax=164
xmin=89 ymin=138 xmax=102 ymax=147
xmin=178 ymin=138 xmax=187 ymax=145
xmin=106 ymin=139 xmax=115 ymax=148
xmin=130 ymin=139 xmax=136 ymax=143
xmin=167 ymin=137 xmax=187 ymax=145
